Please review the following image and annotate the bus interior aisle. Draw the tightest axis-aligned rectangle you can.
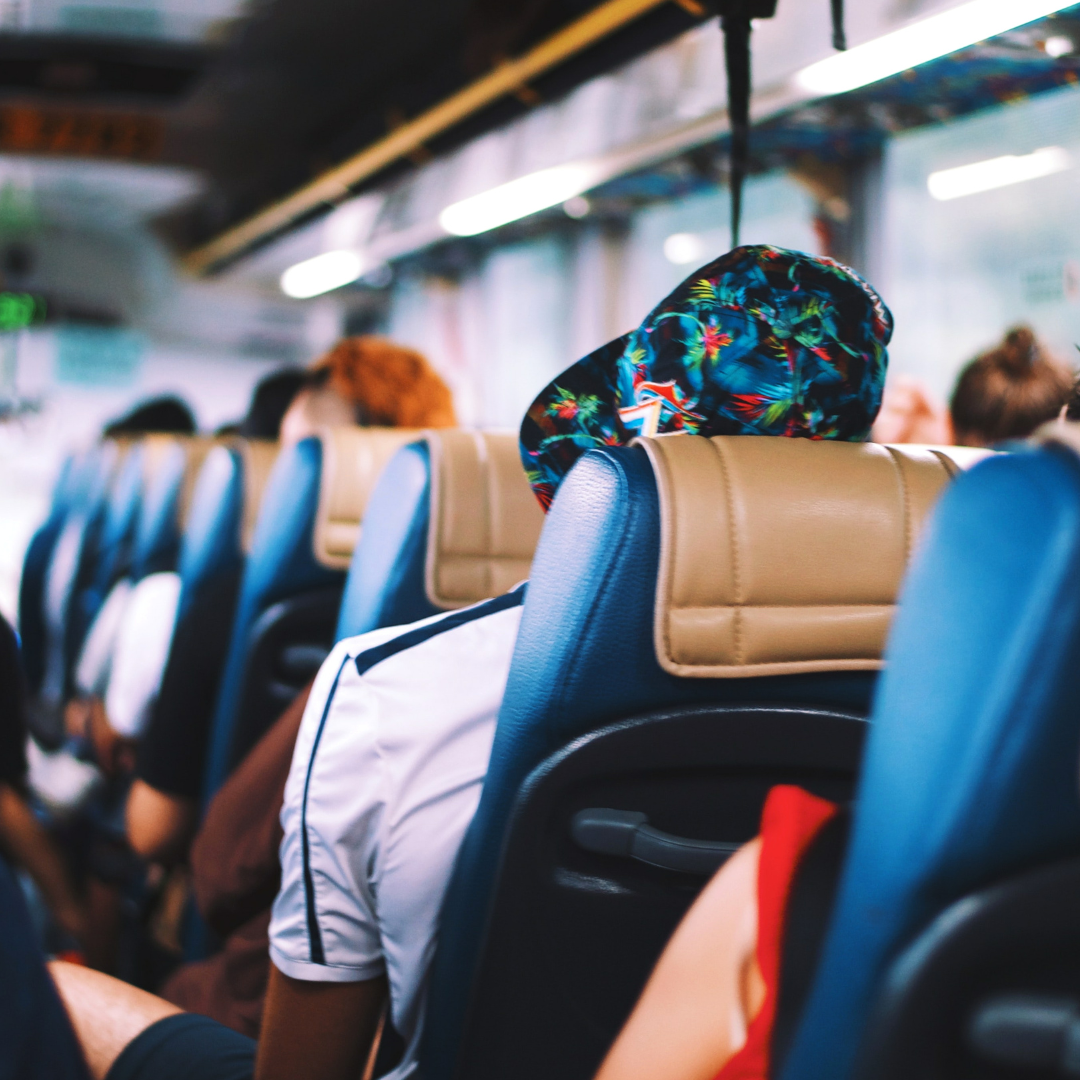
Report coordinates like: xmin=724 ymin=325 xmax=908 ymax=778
xmin=1 ymin=2 xmax=1080 ymax=1079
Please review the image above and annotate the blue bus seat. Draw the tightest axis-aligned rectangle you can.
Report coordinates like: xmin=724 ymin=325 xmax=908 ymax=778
xmin=336 ymin=429 xmax=544 ymax=639
xmin=129 ymin=437 xmax=215 ymax=581
xmin=18 ymin=449 xmax=85 ymax=696
xmin=423 ymin=435 xmax=981 ymax=1080
xmin=200 ymin=427 xmax=417 ymax=801
xmin=777 ymin=432 xmax=1080 ymax=1080
xmin=30 ymin=441 xmax=123 ymax=743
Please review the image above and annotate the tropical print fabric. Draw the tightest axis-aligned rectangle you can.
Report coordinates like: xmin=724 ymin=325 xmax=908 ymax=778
xmin=519 ymin=244 xmax=892 ymax=510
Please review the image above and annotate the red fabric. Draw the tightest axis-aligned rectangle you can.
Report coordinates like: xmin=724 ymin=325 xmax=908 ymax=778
xmin=713 ymin=785 xmax=839 ymax=1080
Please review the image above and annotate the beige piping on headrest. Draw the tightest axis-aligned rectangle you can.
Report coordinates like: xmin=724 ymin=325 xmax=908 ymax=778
xmin=312 ymin=427 xmax=421 ymax=570
xmin=423 ymin=429 xmax=545 ymax=608
xmin=640 ymin=435 xmax=991 ymax=679
xmin=234 ymin=439 xmax=281 ymax=556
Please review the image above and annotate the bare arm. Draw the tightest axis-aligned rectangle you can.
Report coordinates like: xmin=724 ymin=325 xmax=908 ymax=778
xmin=49 ymin=960 xmax=181 ymax=1080
xmin=256 ymin=963 xmax=387 ymax=1080
xmin=594 ymin=837 xmax=764 ymax=1080
xmin=125 ymin=779 xmax=198 ymax=864
xmin=0 ymin=783 xmax=86 ymax=944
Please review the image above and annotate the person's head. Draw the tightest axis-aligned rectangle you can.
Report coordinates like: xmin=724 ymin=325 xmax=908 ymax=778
xmin=870 ymin=376 xmax=951 ymax=445
xmin=280 ymin=337 xmax=457 ymax=447
xmin=520 ymin=244 xmax=893 ymax=509
xmin=239 ymin=368 xmax=306 ymax=440
xmin=949 ymin=326 xmax=1071 ymax=448
xmin=103 ymin=396 xmax=196 ymax=437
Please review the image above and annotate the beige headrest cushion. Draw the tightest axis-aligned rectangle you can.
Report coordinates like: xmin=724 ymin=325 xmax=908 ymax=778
xmin=313 ymin=427 xmax=421 ymax=569
xmin=641 ymin=435 xmax=991 ymax=679
xmin=175 ymin=438 xmax=215 ymax=529
xmin=425 ymin=430 xmax=545 ymax=608
xmin=236 ymin=439 xmax=280 ymax=555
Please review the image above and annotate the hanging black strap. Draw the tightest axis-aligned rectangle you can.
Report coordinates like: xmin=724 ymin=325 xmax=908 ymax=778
xmin=831 ymin=0 xmax=847 ymax=51
xmin=710 ymin=1 xmax=777 ymax=247
xmin=721 ymin=13 xmax=751 ymax=248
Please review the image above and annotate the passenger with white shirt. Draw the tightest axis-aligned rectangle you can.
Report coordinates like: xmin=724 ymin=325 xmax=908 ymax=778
xmin=48 ymin=246 xmax=894 ymax=1080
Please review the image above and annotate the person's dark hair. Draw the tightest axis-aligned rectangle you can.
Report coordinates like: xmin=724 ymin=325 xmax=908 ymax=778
xmin=239 ymin=368 xmax=305 ymax=440
xmin=103 ymin=396 xmax=196 ymax=437
xmin=950 ymin=326 xmax=1071 ymax=447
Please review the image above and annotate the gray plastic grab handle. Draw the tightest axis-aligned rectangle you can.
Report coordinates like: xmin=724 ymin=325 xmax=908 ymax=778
xmin=968 ymin=995 xmax=1080 ymax=1075
xmin=570 ymin=808 xmax=740 ymax=875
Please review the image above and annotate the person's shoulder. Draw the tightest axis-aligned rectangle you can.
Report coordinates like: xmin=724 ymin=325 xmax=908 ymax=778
xmin=338 ymin=584 xmax=528 ymax=673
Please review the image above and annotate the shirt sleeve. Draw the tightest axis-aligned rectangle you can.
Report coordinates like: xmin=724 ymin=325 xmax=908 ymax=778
xmin=270 ymin=638 xmax=389 ymax=983
xmin=74 ymin=579 xmax=131 ymax=698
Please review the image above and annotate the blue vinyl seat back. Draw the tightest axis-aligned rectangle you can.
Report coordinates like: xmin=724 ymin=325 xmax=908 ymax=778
xmin=37 ymin=442 xmax=121 ymax=705
xmin=69 ymin=440 xmax=148 ymax=659
xmin=336 ymin=429 xmax=542 ymax=641
xmin=18 ymin=451 xmax=82 ymax=695
xmin=174 ymin=443 xmax=246 ymax=622
xmin=780 ymin=442 xmax=1080 ymax=1080
xmin=129 ymin=439 xmax=198 ymax=580
xmin=424 ymin=443 xmax=882 ymax=1077
xmin=201 ymin=436 xmax=341 ymax=800
xmin=335 ymin=440 xmax=437 ymax=639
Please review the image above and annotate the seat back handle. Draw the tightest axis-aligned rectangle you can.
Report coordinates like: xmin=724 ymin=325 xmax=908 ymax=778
xmin=968 ymin=994 xmax=1080 ymax=1075
xmin=571 ymin=808 xmax=739 ymax=876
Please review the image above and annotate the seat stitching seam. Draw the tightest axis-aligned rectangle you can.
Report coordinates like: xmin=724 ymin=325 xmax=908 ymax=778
xmin=713 ymin=441 xmax=743 ymax=665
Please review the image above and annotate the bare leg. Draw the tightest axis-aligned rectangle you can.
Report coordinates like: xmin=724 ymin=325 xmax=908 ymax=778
xmin=48 ymin=960 xmax=181 ymax=1080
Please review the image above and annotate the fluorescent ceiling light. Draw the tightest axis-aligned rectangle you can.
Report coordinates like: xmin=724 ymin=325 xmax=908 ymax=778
xmin=280 ymin=250 xmax=364 ymax=298
xmin=928 ymin=146 xmax=1070 ymax=200
xmin=796 ymin=0 xmax=1076 ymax=97
xmin=439 ymin=163 xmax=603 ymax=236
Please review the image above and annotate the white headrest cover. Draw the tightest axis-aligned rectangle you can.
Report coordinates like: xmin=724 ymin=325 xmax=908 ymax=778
xmin=425 ymin=430 xmax=545 ymax=608
xmin=313 ymin=427 xmax=420 ymax=569
xmin=641 ymin=435 xmax=990 ymax=678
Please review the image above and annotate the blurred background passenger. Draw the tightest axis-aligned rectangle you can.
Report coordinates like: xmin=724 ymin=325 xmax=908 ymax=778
xmin=0 ymin=614 xmax=88 ymax=953
xmin=237 ymin=370 xmax=306 ymax=440
xmin=126 ymin=338 xmax=455 ymax=866
xmin=279 ymin=335 xmax=457 ymax=446
xmin=870 ymin=375 xmax=951 ymax=445
xmin=102 ymin=397 xmax=197 ymax=438
xmin=949 ymin=326 xmax=1071 ymax=448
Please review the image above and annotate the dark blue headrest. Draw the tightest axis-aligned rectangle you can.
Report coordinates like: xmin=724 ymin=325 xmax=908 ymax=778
xmin=175 ymin=444 xmax=246 ymax=623
xmin=335 ymin=440 xmax=439 ymax=641
xmin=423 ymin=444 xmax=877 ymax=1077
xmin=781 ymin=442 xmax=1080 ymax=1080
xmin=201 ymin=436 xmax=342 ymax=799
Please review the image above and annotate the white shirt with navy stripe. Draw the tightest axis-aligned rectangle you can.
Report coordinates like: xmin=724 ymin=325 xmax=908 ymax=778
xmin=270 ymin=585 xmax=525 ymax=1080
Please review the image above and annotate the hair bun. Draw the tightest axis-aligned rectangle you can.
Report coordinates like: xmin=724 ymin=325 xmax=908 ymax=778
xmin=1001 ymin=326 xmax=1038 ymax=374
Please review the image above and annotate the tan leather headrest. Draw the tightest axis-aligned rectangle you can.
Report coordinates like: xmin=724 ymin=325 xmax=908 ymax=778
xmin=236 ymin=439 xmax=280 ymax=555
xmin=641 ymin=435 xmax=991 ymax=679
xmin=313 ymin=427 xmax=420 ymax=569
xmin=425 ymin=429 xmax=545 ymax=608
xmin=175 ymin=438 xmax=215 ymax=529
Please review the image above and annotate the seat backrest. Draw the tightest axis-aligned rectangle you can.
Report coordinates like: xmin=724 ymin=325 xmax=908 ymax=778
xmin=35 ymin=441 xmax=122 ymax=711
xmin=130 ymin=437 xmax=215 ymax=581
xmin=424 ymin=435 xmax=982 ymax=1080
xmin=779 ymin=434 xmax=1080 ymax=1080
xmin=200 ymin=426 xmax=416 ymax=800
xmin=71 ymin=436 xmax=180 ymax=654
xmin=19 ymin=450 xmax=87 ymax=695
xmin=336 ymin=429 xmax=545 ymax=638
